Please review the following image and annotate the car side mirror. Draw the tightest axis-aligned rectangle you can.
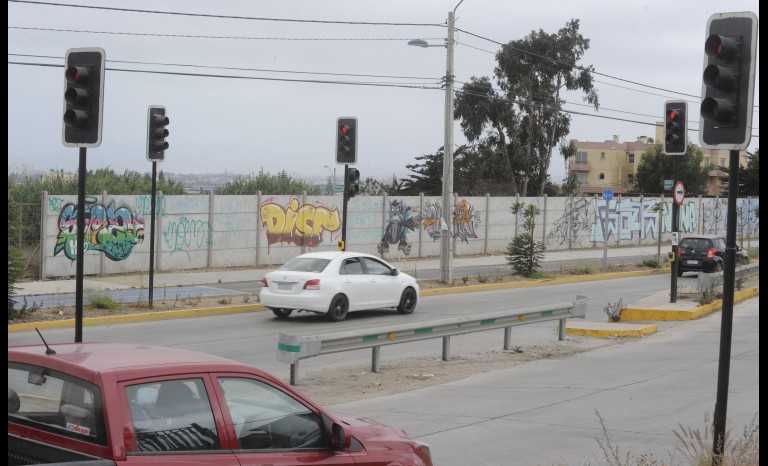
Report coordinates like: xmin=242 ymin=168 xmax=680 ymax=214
xmin=330 ymin=422 xmax=346 ymax=451
xmin=391 ymin=268 xmax=399 ymax=276
xmin=8 ymin=388 xmax=20 ymax=413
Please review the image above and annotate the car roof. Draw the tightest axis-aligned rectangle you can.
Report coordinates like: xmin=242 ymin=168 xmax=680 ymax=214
xmin=681 ymin=235 xmax=721 ymax=240
xmin=8 ymin=343 xmax=251 ymax=378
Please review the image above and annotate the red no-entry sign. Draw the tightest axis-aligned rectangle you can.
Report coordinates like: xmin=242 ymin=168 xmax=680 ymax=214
xmin=674 ymin=181 xmax=685 ymax=205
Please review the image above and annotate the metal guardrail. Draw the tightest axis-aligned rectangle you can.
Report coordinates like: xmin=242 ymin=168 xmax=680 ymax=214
xmin=277 ymin=296 xmax=587 ymax=385
xmin=697 ymin=262 xmax=759 ymax=294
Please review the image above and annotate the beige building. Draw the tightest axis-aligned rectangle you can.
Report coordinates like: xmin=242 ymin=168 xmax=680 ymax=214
xmin=568 ymin=123 xmax=749 ymax=196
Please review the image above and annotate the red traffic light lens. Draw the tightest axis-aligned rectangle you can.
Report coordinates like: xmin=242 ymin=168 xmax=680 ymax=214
xmin=705 ymin=35 xmax=722 ymax=57
xmin=668 ymin=110 xmax=678 ymax=120
xmin=65 ymin=65 xmax=89 ymax=82
xmin=340 ymin=125 xmax=349 ymax=135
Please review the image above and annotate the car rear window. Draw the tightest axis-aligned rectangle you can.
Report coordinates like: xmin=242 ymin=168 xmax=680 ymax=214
xmin=280 ymin=258 xmax=331 ymax=273
xmin=8 ymin=362 xmax=106 ymax=445
xmin=680 ymin=238 xmax=712 ymax=250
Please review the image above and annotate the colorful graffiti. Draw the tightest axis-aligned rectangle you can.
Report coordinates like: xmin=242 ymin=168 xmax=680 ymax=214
xmin=54 ymin=200 xmax=145 ymax=261
xmin=378 ymin=200 xmax=419 ymax=256
xmin=591 ymin=198 xmax=698 ymax=242
xmin=422 ymin=199 xmax=481 ymax=243
xmin=163 ymin=216 xmax=209 ymax=255
xmin=260 ymin=197 xmax=341 ymax=249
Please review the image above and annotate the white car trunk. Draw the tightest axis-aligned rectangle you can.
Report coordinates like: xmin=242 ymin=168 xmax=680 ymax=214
xmin=267 ymin=271 xmax=321 ymax=294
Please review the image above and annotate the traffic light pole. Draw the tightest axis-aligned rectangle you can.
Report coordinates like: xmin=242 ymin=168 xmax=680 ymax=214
xmin=74 ymin=147 xmax=86 ymax=343
xmin=341 ymin=164 xmax=349 ymax=251
xmin=670 ymin=156 xmax=679 ymax=303
xmin=711 ymin=149 xmax=740 ymax=464
xmin=148 ymin=161 xmax=157 ymax=308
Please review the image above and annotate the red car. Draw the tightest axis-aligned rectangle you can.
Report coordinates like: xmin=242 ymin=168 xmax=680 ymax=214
xmin=8 ymin=343 xmax=433 ymax=466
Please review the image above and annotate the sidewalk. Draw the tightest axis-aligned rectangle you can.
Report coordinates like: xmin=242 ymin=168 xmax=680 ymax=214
xmin=16 ymin=241 xmax=758 ymax=297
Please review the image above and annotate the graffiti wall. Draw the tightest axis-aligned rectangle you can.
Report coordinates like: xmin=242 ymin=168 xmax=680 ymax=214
xmin=41 ymin=193 xmax=759 ymax=278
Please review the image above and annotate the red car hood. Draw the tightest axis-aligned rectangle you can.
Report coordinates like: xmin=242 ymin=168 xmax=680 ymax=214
xmin=336 ymin=414 xmax=413 ymax=448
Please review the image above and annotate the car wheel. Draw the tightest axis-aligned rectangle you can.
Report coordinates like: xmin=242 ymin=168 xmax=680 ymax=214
xmin=270 ymin=308 xmax=292 ymax=319
xmin=327 ymin=295 xmax=349 ymax=322
xmin=397 ymin=287 xmax=417 ymax=314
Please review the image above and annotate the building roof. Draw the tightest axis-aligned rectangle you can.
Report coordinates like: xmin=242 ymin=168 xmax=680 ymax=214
xmin=572 ymin=140 xmax=655 ymax=152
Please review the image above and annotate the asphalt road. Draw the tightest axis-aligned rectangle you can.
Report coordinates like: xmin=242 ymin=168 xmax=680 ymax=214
xmin=10 ymin=273 xmax=696 ymax=378
xmin=333 ymin=297 xmax=759 ymax=465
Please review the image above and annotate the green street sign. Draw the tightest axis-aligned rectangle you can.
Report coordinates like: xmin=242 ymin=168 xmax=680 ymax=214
xmin=663 ymin=179 xmax=674 ymax=190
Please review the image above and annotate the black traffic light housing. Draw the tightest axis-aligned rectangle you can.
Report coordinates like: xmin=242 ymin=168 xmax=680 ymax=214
xmin=336 ymin=117 xmax=357 ymax=164
xmin=62 ymin=48 xmax=105 ymax=147
xmin=664 ymin=101 xmax=687 ymax=155
xmin=699 ymin=12 xmax=758 ymax=149
xmin=147 ymin=106 xmax=170 ymax=162
xmin=346 ymin=167 xmax=360 ymax=198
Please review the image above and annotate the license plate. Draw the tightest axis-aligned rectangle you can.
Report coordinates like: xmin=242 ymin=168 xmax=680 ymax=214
xmin=278 ymin=283 xmax=294 ymax=290
xmin=686 ymin=260 xmax=699 ymax=265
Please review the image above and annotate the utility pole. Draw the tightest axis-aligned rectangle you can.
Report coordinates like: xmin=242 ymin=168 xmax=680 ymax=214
xmin=440 ymin=7 xmax=457 ymax=284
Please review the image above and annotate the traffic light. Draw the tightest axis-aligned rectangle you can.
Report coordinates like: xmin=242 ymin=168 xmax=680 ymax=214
xmin=146 ymin=106 xmax=169 ymax=162
xmin=336 ymin=117 xmax=357 ymax=164
xmin=62 ymin=48 xmax=106 ymax=147
xmin=699 ymin=12 xmax=758 ymax=149
xmin=346 ymin=167 xmax=360 ymax=198
xmin=664 ymin=101 xmax=687 ymax=155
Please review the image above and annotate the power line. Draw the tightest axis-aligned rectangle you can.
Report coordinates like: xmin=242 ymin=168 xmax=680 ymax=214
xmin=8 ymin=0 xmax=446 ymax=27
xmin=455 ymin=40 xmax=496 ymax=55
xmin=455 ymin=26 xmax=760 ymax=108
xmin=7 ymin=60 xmax=444 ymax=89
xmin=9 ymin=25 xmax=445 ymax=42
xmin=9 ymin=52 xmax=442 ymax=81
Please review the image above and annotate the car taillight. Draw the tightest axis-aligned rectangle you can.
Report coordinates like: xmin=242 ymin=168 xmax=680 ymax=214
xmin=259 ymin=278 xmax=268 ymax=287
xmin=707 ymin=248 xmax=717 ymax=258
xmin=303 ymin=279 xmax=320 ymax=290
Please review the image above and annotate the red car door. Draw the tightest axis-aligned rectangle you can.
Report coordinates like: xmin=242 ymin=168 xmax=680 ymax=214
xmin=209 ymin=373 xmax=358 ymax=466
xmin=116 ymin=374 xmax=239 ymax=466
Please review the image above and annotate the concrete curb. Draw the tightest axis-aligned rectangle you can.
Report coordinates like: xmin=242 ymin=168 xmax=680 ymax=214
xmin=620 ymin=287 xmax=759 ymax=321
xmin=566 ymin=322 xmax=657 ymax=338
xmin=8 ymin=304 xmax=265 ymax=333
xmin=8 ymin=268 xmax=667 ymax=333
xmin=420 ymin=268 xmax=666 ymax=297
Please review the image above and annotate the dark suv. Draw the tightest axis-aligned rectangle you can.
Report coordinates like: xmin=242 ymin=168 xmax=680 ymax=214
xmin=677 ymin=235 xmax=749 ymax=276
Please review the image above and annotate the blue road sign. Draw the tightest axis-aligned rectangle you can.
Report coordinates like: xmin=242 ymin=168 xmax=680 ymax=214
xmin=602 ymin=189 xmax=614 ymax=201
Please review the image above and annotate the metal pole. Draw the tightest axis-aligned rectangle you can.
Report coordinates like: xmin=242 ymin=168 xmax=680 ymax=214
xmin=671 ymin=157 xmax=679 ymax=303
xmin=657 ymin=193 xmax=664 ymax=265
xmin=503 ymin=327 xmax=512 ymax=350
xmin=74 ymin=147 xmax=86 ymax=344
xmin=712 ymin=150 xmax=740 ymax=462
xmin=440 ymin=10 xmax=455 ymax=284
xmin=442 ymin=335 xmax=451 ymax=361
xmin=290 ymin=361 xmax=299 ymax=386
xmin=341 ymin=164 xmax=349 ymax=251
xmin=148 ymin=161 xmax=157 ymax=308
xmin=371 ymin=346 xmax=381 ymax=373
xmin=558 ymin=319 xmax=566 ymax=341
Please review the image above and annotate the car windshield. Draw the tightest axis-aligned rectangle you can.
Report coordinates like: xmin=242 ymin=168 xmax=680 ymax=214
xmin=680 ymin=238 xmax=711 ymax=250
xmin=280 ymin=258 xmax=331 ymax=273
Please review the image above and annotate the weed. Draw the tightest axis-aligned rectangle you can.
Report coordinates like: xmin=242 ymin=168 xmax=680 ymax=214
xmin=217 ymin=297 xmax=232 ymax=305
xmin=571 ymin=266 xmax=594 ymax=275
xmin=642 ymin=259 xmax=660 ymax=268
xmin=86 ymin=290 xmax=120 ymax=310
xmin=242 ymin=295 xmax=251 ymax=304
xmin=477 ymin=275 xmax=489 ymax=284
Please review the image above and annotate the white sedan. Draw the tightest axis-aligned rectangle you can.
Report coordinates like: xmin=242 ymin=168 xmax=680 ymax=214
xmin=259 ymin=251 xmax=419 ymax=321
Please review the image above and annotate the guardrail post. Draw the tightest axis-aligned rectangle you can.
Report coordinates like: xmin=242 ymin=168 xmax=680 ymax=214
xmin=442 ymin=336 xmax=451 ymax=361
xmin=290 ymin=361 xmax=299 ymax=386
xmin=371 ymin=346 xmax=381 ymax=373
xmin=503 ymin=327 xmax=512 ymax=350
xmin=558 ymin=319 xmax=566 ymax=341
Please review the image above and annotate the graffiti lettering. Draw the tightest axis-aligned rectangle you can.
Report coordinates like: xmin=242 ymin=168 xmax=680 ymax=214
xmin=260 ymin=198 xmax=341 ymax=250
xmin=591 ymin=199 xmax=698 ymax=243
xmin=422 ymin=199 xmax=481 ymax=242
xmin=54 ymin=200 xmax=145 ymax=261
xmin=547 ymin=198 xmax=592 ymax=246
xmin=378 ymin=200 xmax=418 ymax=256
xmin=163 ymin=217 xmax=209 ymax=255
xmin=47 ymin=196 xmax=66 ymax=214
xmin=135 ymin=194 xmax=166 ymax=216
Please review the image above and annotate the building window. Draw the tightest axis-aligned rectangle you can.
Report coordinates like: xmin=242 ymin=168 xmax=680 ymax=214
xmin=599 ymin=173 xmax=605 ymax=181
xmin=628 ymin=153 xmax=635 ymax=163
xmin=576 ymin=151 xmax=588 ymax=163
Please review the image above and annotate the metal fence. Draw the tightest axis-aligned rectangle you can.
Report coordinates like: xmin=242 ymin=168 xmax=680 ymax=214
xmin=277 ymin=296 xmax=587 ymax=385
xmin=8 ymin=202 xmax=43 ymax=279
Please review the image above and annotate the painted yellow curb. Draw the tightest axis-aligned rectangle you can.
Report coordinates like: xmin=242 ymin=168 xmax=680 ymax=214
xmin=621 ymin=287 xmax=759 ymax=321
xmin=8 ymin=304 xmax=265 ymax=333
xmin=421 ymin=268 xmax=666 ymax=297
xmin=566 ymin=323 xmax=657 ymax=338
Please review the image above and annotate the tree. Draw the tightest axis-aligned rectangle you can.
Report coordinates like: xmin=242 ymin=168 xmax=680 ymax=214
xmin=454 ymin=19 xmax=598 ymax=195
xmin=217 ymin=171 xmax=319 ymax=195
xmin=634 ymin=144 xmax=710 ymax=195
xmin=740 ymin=149 xmax=759 ymax=196
xmin=506 ymin=202 xmax=545 ymax=276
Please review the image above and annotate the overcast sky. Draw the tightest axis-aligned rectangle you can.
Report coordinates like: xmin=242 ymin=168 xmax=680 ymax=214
xmin=7 ymin=0 xmax=760 ymax=182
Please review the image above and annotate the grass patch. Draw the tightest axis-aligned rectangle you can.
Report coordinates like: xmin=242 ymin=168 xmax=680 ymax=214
xmin=641 ymin=259 xmax=660 ymax=269
xmin=86 ymin=291 xmax=120 ymax=310
xmin=569 ymin=266 xmax=594 ymax=275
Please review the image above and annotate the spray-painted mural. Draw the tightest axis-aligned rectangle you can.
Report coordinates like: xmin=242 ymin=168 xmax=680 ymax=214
xmin=378 ymin=200 xmax=419 ymax=256
xmin=591 ymin=198 xmax=698 ymax=242
xmin=547 ymin=198 xmax=592 ymax=246
xmin=54 ymin=199 xmax=145 ymax=261
xmin=260 ymin=197 xmax=341 ymax=250
xmin=422 ymin=199 xmax=481 ymax=242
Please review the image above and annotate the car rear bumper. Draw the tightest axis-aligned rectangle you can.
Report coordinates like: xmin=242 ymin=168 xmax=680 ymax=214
xmin=679 ymin=258 xmax=718 ymax=272
xmin=259 ymin=288 xmax=331 ymax=312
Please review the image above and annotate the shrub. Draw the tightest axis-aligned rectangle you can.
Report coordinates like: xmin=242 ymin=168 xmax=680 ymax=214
xmin=8 ymin=247 xmax=25 ymax=321
xmin=87 ymin=291 xmax=120 ymax=310
xmin=506 ymin=203 xmax=545 ymax=277
xmin=477 ymin=275 xmax=489 ymax=284
xmin=642 ymin=259 xmax=660 ymax=268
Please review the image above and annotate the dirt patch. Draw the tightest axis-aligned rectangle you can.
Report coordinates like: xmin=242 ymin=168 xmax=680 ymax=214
xmin=293 ymin=339 xmax=619 ymax=406
xmin=8 ymin=293 xmax=259 ymax=323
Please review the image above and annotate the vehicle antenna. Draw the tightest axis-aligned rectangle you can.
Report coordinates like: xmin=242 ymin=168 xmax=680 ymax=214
xmin=35 ymin=328 xmax=57 ymax=355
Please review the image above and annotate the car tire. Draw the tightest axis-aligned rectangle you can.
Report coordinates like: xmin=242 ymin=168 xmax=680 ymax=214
xmin=270 ymin=308 xmax=292 ymax=319
xmin=327 ymin=295 xmax=349 ymax=322
xmin=397 ymin=287 xmax=417 ymax=314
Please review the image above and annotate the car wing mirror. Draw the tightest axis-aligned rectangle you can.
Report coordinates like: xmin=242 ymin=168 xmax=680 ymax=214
xmin=330 ymin=422 xmax=346 ymax=451
xmin=391 ymin=268 xmax=399 ymax=276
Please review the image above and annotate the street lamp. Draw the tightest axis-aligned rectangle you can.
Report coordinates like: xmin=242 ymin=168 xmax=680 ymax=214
xmin=407 ymin=0 xmax=463 ymax=284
